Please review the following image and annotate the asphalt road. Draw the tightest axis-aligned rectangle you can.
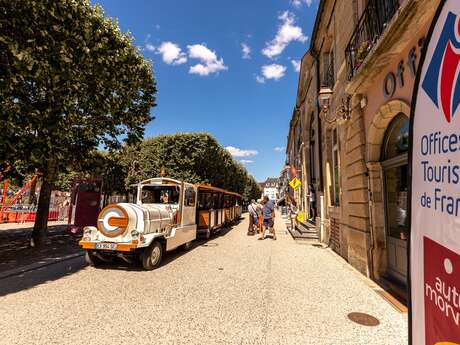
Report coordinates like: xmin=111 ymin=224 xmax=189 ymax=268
xmin=0 ymin=214 xmax=408 ymax=345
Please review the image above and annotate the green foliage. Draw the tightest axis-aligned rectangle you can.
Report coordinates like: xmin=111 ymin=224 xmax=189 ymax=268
xmin=0 ymin=0 xmax=157 ymax=177
xmin=123 ymin=133 xmax=261 ymax=203
xmin=0 ymin=0 xmax=156 ymax=242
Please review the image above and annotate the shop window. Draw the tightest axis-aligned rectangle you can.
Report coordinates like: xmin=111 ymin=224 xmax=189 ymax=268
xmin=382 ymin=114 xmax=410 ymax=240
xmin=332 ymin=128 xmax=340 ymax=206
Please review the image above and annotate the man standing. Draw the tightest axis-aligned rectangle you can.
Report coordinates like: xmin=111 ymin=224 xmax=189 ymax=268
xmin=247 ymin=199 xmax=259 ymax=235
xmin=259 ymin=196 xmax=276 ymax=240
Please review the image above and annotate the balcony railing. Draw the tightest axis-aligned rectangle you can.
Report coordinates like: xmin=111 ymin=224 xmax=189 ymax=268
xmin=345 ymin=0 xmax=400 ymax=80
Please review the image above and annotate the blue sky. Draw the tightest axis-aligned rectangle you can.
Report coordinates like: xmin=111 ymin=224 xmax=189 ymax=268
xmin=94 ymin=0 xmax=319 ymax=182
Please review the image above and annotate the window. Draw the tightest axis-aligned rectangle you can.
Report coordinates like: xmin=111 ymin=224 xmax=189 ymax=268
xmin=198 ymin=192 xmax=213 ymax=210
xmin=184 ymin=187 xmax=196 ymax=207
xmin=322 ymin=51 xmax=335 ymax=88
xmin=382 ymin=114 xmax=410 ymax=241
xmin=141 ymin=185 xmax=180 ymax=204
xmin=332 ymin=128 xmax=340 ymax=206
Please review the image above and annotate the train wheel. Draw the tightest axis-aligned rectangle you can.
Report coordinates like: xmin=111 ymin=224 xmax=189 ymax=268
xmin=181 ymin=241 xmax=193 ymax=251
xmin=142 ymin=242 xmax=163 ymax=270
xmin=85 ymin=251 xmax=102 ymax=267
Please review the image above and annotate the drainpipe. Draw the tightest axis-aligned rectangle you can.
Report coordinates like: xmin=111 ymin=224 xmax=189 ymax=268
xmin=366 ymin=170 xmax=375 ymax=280
xmin=312 ymin=50 xmax=324 ymax=192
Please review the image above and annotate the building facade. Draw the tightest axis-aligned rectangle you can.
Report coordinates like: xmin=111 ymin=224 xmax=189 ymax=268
xmin=260 ymin=177 xmax=280 ymax=201
xmin=285 ymin=0 xmax=440 ymax=302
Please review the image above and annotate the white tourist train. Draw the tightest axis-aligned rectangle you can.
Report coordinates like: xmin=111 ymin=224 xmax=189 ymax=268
xmin=79 ymin=177 xmax=242 ymax=270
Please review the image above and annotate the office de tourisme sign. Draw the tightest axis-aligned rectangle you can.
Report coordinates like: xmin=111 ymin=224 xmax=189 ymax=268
xmin=410 ymin=0 xmax=460 ymax=344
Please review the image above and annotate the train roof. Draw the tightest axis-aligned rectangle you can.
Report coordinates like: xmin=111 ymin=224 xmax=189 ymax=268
xmin=195 ymin=184 xmax=241 ymax=197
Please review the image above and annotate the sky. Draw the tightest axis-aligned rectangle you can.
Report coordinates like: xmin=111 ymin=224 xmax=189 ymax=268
xmin=93 ymin=0 xmax=319 ymax=182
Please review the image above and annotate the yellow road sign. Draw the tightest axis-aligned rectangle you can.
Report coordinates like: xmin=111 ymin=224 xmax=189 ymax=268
xmin=289 ymin=177 xmax=302 ymax=190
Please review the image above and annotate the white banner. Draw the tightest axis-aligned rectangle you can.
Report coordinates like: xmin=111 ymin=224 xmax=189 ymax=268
xmin=410 ymin=1 xmax=460 ymax=344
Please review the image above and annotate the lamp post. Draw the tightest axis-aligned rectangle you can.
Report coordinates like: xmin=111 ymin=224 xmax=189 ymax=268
xmin=317 ymin=88 xmax=352 ymax=123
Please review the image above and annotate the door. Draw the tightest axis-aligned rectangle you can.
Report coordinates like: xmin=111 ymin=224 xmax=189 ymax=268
xmin=382 ymin=114 xmax=409 ymax=285
xmin=384 ymin=163 xmax=408 ymax=283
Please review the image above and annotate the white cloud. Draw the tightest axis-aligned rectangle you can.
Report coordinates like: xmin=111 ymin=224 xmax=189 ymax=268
xmin=261 ymin=64 xmax=287 ymax=81
xmin=226 ymin=146 xmax=258 ymax=157
xmin=291 ymin=59 xmax=301 ymax=72
xmin=262 ymin=11 xmax=308 ymax=59
xmin=187 ymin=44 xmax=228 ymax=76
xmin=155 ymin=41 xmax=187 ymax=65
xmin=255 ymin=75 xmax=266 ymax=84
xmin=291 ymin=0 xmax=313 ymax=7
xmin=240 ymin=160 xmax=254 ymax=165
xmin=241 ymin=43 xmax=251 ymax=59
xmin=145 ymin=43 xmax=155 ymax=52
xmin=274 ymin=146 xmax=286 ymax=152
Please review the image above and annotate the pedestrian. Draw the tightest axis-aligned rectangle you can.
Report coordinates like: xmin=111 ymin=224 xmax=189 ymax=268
xmin=256 ymin=199 xmax=263 ymax=234
xmin=288 ymin=199 xmax=298 ymax=231
xmin=259 ymin=196 xmax=276 ymax=240
xmin=247 ymin=199 xmax=259 ymax=235
xmin=308 ymin=184 xmax=316 ymax=221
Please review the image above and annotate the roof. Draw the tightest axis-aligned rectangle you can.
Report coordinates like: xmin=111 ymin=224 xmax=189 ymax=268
xmin=195 ymin=184 xmax=242 ymax=197
xmin=260 ymin=177 xmax=280 ymax=188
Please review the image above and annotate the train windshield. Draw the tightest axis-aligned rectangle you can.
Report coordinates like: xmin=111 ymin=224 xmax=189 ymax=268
xmin=141 ymin=185 xmax=180 ymax=205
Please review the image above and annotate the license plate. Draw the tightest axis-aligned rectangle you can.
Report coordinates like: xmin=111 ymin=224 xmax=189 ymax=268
xmin=95 ymin=243 xmax=117 ymax=250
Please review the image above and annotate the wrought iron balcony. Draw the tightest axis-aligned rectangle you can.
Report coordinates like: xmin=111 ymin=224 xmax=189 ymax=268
xmin=345 ymin=0 xmax=400 ymax=80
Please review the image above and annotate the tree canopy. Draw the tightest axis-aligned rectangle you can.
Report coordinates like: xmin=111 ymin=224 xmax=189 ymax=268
xmin=123 ymin=133 xmax=261 ymax=202
xmin=0 ymin=0 xmax=157 ymax=245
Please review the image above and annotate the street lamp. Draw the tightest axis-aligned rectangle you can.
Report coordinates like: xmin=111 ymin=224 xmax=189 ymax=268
xmin=318 ymin=88 xmax=353 ymax=123
xmin=318 ymin=87 xmax=333 ymax=113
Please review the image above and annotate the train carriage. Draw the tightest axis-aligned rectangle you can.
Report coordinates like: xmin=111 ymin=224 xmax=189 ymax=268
xmin=196 ymin=184 xmax=242 ymax=238
xmin=79 ymin=177 xmax=241 ymax=270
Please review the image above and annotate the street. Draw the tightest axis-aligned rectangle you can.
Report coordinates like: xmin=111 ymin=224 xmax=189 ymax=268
xmin=0 ymin=214 xmax=407 ymax=345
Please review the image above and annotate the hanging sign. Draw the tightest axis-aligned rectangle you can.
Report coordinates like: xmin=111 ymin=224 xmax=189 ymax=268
xmin=289 ymin=177 xmax=302 ymax=190
xmin=410 ymin=1 xmax=460 ymax=344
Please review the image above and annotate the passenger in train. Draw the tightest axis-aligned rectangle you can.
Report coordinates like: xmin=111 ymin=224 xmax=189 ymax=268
xmin=259 ymin=196 xmax=276 ymax=240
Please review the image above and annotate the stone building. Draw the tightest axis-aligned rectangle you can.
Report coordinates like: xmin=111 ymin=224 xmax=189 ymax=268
xmin=260 ymin=177 xmax=280 ymax=201
xmin=285 ymin=0 xmax=440 ymax=302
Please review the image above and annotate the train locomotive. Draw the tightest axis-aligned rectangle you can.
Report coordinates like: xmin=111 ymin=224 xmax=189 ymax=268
xmin=79 ymin=177 xmax=242 ymax=270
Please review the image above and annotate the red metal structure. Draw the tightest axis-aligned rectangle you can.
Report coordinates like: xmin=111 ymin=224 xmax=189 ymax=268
xmin=68 ymin=178 xmax=103 ymax=232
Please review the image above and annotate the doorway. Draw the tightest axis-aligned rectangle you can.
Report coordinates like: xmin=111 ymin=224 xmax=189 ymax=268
xmin=381 ymin=114 xmax=409 ymax=285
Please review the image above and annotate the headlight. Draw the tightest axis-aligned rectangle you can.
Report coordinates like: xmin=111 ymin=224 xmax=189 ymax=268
xmin=82 ymin=226 xmax=94 ymax=241
xmin=131 ymin=230 xmax=139 ymax=240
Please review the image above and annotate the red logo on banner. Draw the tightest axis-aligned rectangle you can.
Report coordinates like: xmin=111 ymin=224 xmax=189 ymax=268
xmin=424 ymin=237 xmax=460 ymax=345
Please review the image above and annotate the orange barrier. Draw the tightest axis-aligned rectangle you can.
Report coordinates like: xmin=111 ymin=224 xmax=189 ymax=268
xmin=0 ymin=209 xmax=61 ymax=223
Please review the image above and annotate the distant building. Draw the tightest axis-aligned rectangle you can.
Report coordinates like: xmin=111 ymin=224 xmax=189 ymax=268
xmin=260 ymin=178 xmax=279 ymax=201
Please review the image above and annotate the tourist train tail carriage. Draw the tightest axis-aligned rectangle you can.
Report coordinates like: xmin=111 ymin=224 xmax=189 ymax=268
xmin=196 ymin=184 xmax=242 ymax=239
xmin=79 ymin=178 xmax=242 ymax=270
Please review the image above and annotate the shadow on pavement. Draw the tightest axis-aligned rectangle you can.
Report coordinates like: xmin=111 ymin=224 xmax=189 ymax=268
xmin=0 ymin=256 xmax=87 ymax=297
xmin=0 ymin=219 xmax=242 ymax=296
xmin=0 ymin=224 xmax=83 ymax=273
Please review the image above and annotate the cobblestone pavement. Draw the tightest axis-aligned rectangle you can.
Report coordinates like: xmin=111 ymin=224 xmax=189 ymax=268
xmin=0 ymin=213 xmax=408 ymax=345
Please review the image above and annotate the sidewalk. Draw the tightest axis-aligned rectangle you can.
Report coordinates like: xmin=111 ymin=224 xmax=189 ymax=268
xmin=0 ymin=221 xmax=83 ymax=276
xmin=0 ymin=213 xmax=408 ymax=344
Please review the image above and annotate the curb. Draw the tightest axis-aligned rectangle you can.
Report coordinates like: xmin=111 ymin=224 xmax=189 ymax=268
xmin=0 ymin=252 xmax=85 ymax=280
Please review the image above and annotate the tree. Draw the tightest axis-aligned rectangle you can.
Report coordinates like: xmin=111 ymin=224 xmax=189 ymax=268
xmin=123 ymin=133 xmax=261 ymax=203
xmin=0 ymin=0 xmax=157 ymax=246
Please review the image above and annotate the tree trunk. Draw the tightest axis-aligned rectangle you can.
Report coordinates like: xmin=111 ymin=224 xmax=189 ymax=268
xmin=28 ymin=174 xmax=38 ymax=205
xmin=30 ymin=162 xmax=57 ymax=248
